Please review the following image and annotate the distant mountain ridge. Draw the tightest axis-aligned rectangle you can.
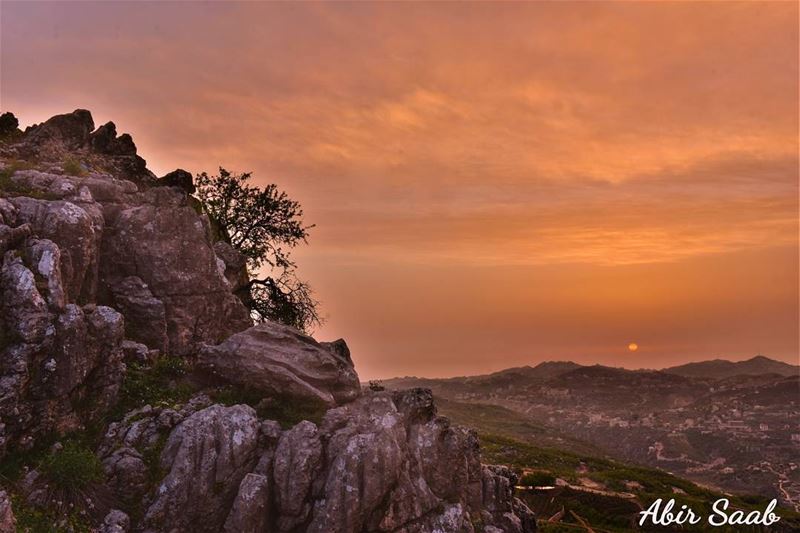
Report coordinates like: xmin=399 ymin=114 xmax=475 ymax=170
xmin=383 ymin=355 xmax=797 ymax=384
xmin=663 ymin=355 xmax=799 ymax=379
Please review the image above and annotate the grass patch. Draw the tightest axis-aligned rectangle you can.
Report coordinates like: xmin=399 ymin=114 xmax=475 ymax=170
xmin=62 ymin=157 xmax=85 ymax=176
xmin=210 ymin=386 xmax=264 ymax=409
xmin=39 ymin=441 xmax=103 ymax=491
xmin=435 ymin=397 xmax=605 ymax=456
xmin=0 ymin=159 xmax=34 ymax=180
xmin=0 ymin=434 xmax=57 ymax=485
xmin=480 ymin=433 xmax=800 ymax=532
xmin=258 ymin=394 xmax=329 ymax=428
xmin=0 ymin=159 xmax=57 ymax=199
xmin=109 ymin=356 xmax=194 ymax=421
xmin=0 ymin=160 xmax=34 ymax=195
xmin=210 ymin=386 xmax=329 ymax=429
xmin=3 ymin=439 xmax=106 ymax=533
xmin=11 ymin=493 xmax=93 ymax=533
xmin=0 ymin=357 xmax=196 ymax=530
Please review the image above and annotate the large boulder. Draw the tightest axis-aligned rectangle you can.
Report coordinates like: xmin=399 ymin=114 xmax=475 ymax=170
xmin=198 ymin=321 xmax=361 ymax=406
xmin=100 ymin=189 xmax=252 ymax=355
xmin=142 ymin=404 xmax=266 ymax=533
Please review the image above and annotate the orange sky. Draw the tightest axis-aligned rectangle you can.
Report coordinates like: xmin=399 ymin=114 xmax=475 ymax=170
xmin=2 ymin=1 xmax=798 ymax=379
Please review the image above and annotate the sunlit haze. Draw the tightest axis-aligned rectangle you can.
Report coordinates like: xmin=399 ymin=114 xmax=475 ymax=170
xmin=2 ymin=1 xmax=797 ymax=379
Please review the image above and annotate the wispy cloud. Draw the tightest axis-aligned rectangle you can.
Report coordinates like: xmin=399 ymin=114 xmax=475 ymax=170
xmin=2 ymin=1 xmax=796 ymax=376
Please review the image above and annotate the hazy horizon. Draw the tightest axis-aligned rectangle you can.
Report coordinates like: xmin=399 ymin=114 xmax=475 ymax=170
xmin=374 ymin=353 xmax=798 ymax=381
xmin=2 ymin=1 xmax=797 ymax=380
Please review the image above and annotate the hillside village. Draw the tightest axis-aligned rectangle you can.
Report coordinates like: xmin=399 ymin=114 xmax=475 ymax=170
xmin=385 ymin=359 xmax=800 ymax=512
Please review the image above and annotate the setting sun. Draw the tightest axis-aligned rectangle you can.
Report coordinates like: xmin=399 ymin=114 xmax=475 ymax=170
xmin=628 ymin=343 xmax=639 ymax=352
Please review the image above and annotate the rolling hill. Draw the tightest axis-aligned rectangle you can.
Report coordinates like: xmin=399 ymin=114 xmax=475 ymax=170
xmin=664 ymin=355 xmax=799 ymax=380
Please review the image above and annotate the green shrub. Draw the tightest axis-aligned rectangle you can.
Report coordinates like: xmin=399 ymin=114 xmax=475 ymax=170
xmin=40 ymin=441 xmax=103 ymax=491
xmin=519 ymin=471 xmax=556 ymax=487
xmin=28 ymin=441 xmax=110 ymax=528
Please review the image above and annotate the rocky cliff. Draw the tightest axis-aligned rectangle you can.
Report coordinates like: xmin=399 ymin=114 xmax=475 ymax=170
xmin=0 ymin=110 xmax=535 ymax=532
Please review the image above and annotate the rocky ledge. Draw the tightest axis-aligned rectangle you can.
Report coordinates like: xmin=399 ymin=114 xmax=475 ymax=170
xmin=0 ymin=110 xmax=535 ymax=532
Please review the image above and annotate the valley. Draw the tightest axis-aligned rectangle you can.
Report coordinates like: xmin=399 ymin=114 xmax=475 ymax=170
xmin=384 ymin=356 xmax=800 ymax=517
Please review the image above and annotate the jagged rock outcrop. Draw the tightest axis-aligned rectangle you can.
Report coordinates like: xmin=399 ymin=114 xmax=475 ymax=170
xmin=142 ymin=404 xmax=266 ymax=532
xmin=0 ymin=112 xmax=19 ymax=137
xmin=1 ymin=175 xmax=251 ymax=359
xmin=98 ymin=395 xmax=213 ymax=507
xmin=15 ymin=109 xmax=152 ymax=184
xmin=157 ymin=168 xmax=196 ymax=194
xmin=0 ymin=227 xmax=125 ymax=453
xmin=198 ymin=321 xmax=361 ymax=406
xmin=1 ymin=110 xmax=536 ymax=532
xmin=0 ymin=111 xmax=255 ymax=452
xmin=134 ymin=389 xmax=534 ymax=533
xmin=11 ymin=196 xmax=102 ymax=304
